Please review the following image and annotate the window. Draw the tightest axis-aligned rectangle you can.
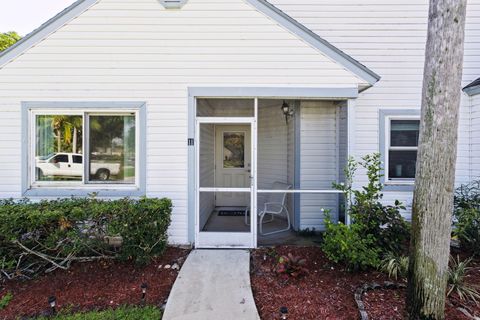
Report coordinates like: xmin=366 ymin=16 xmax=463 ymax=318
xmin=223 ymin=132 xmax=245 ymax=169
xmin=31 ymin=109 xmax=140 ymax=189
xmin=387 ymin=119 xmax=420 ymax=181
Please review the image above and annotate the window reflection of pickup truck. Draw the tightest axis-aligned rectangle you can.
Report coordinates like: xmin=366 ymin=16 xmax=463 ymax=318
xmin=36 ymin=153 xmax=121 ymax=181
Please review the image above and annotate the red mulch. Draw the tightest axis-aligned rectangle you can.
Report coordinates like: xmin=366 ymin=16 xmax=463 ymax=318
xmin=251 ymin=246 xmax=480 ymax=320
xmin=0 ymin=247 xmax=190 ymax=320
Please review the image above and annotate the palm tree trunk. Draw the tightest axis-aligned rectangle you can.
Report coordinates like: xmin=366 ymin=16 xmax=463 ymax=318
xmin=407 ymin=1 xmax=467 ymax=319
xmin=72 ymin=128 xmax=77 ymax=153
xmin=56 ymin=129 xmax=61 ymax=153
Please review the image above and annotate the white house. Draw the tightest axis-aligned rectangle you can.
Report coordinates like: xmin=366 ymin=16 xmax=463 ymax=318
xmin=0 ymin=0 xmax=479 ymax=248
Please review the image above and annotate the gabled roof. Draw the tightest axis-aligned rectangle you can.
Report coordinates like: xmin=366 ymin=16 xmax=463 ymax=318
xmin=0 ymin=0 xmax=380 ymax=86
xmin=0 ymin=0 xmax=98 ymax=68
xmin=246 ymin=0 xmax=380 ymax=85
xmin=464 ymin=78 xmax=480 ymax=96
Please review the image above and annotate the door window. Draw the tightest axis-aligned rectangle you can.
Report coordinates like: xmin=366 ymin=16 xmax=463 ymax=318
xmin=223 ymin=132 xmax=245 ymax=169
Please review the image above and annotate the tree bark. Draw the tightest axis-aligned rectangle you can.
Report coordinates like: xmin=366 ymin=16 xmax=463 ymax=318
xmin=407 ymin=1 xmax=467 ymax=319
xmin=73 ymin=127 xmax=77 ymax=154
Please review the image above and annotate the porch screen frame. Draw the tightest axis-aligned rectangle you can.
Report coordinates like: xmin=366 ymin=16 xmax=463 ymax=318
xmin=188 ymin=87 xmax=359 ymax=247
xmin=194 ymin=106 xmax=258 ymax=248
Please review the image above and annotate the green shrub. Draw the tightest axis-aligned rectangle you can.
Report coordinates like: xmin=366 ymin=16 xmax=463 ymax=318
xmin=107 ymin=198 xmax=172 ymax=264
xmin=0 ymin=197 xmax=172 ymax=279
xmin=454 ymin=181 xmax=480 ymax=255
xmin=454 ymin=208 xmax=480 ymax=255
xmin=333 ymin=154 xmax=410 ymax=254
xmin=323 ymin=153 xmax=410 ymax=270
xmin=322 ymin=215 xmax=381 ymax=271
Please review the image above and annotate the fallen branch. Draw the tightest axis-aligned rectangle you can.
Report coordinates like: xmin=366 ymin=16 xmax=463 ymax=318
xmin=13 ymin=240 xmax=115 ymax=274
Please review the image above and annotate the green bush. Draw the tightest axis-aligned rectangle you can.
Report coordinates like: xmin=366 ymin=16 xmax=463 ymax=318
xmin=454 ymin=181 xmax=480 ymax=255
xmin=0 ymin=197 xmax=172 ymax=279
xmin=323 ymin=153 xmax=410 ymax=270
xmin=322 ymin=215 xmax=381 ymax=271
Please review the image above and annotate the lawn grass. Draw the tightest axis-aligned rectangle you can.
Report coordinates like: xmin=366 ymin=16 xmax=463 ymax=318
xmin=38 ymin=306 xmax=162 ymax=320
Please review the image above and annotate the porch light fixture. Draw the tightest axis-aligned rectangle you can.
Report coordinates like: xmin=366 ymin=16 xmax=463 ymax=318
xmin=159 ymin=0 xmax=188 ymax=9
xmin=48 ymin=296 xmax=57 ymax=315
xmin=281 ymin=100 xmax=295 ymax=124
xmin=280 ymin=306 xmax=288 ymax=319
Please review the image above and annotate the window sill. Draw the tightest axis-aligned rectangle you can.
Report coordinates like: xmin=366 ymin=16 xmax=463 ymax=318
xmin=23 ymin=186 xmax=145 ymax=198
xmin=384 ymin=183 xmax=415 ymax=192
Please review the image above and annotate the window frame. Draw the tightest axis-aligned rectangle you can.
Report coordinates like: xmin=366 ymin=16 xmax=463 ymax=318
xmin=385 ymin=116 xmax=420 ymax=183
xmin=22 ymin=102 xmax=146 ymax=197
xmin=379 ymin=109 xmax=420 ymax=191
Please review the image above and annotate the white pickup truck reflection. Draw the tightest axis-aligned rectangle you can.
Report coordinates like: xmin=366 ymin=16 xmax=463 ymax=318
xmin=36 ymin=153 xmax=121 ymax=181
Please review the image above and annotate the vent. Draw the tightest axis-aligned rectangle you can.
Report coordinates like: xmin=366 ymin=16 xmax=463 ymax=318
xmin=159 ymin=0 xmax=188 ymax=9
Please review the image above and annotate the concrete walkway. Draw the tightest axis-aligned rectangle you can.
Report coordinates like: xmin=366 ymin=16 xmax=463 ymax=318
xmin=162 ymin=250 xmax=260 ymax=320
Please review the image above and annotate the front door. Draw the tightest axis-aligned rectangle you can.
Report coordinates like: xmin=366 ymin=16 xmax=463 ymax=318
xmin=215 ymin=125 xmax=251 ymax=207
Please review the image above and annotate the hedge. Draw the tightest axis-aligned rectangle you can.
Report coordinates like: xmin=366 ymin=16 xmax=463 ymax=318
xmin=0 ymin=197 xmax=172 ymax=280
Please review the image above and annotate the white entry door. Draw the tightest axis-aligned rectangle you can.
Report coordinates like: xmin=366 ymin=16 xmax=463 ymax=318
xmin=215 ymin=125 xmax=251 ymax=207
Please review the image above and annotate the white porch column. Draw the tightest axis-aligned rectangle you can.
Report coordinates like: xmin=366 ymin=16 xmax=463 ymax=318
xmin=346 ymin=99 xmax=356 ymax=225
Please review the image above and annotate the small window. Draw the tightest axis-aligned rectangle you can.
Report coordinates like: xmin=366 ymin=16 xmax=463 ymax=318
xmin=387 ymin=119 xmax=420 ymax=181
xmin=33 ymin=112 xmax=137 ymax=186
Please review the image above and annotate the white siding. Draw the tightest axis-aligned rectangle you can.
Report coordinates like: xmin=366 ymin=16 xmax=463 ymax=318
xmin=0 ymin=0 xmax=363 ymax=245
xmin=257 ymin=101 xmax=294 ymax=223
xmin=299 ymin=101 xmax=339 ymax=230
xmin=472 ymin=94 xmax=480 ymax=179
xmin=269 ymin=0 xmax=480 ymax=217
xmin=258 ymin=102 xmax=289 ymax=190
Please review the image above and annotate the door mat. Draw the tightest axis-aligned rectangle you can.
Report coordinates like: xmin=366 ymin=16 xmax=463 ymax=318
xmin=218 ymin=210 xmax=249 ymax=217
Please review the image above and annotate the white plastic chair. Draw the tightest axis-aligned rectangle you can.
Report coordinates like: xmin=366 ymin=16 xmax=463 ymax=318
xmin=245 ymin=181 xmax=292 ymax=236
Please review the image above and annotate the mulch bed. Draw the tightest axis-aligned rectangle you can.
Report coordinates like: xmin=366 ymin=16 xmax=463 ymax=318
xmin=0 ymin=247 xmax=190 ymax=320
xmin=251 ymin=246 xmax=480 ymax=320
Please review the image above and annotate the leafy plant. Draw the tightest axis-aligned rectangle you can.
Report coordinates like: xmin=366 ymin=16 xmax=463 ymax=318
xmin=322 ymin=214 xmax=381 ymax=271
xmin=275 ymin=253 xmax=308 ymax=278
xmin=0 ymin=292 xmax=13 ymax=310
xmin=332 ymin=154 xmax=410 ymax=254
xmin=0 ymin=31 xmax=21 ymax=51
xmin=454 ymin=181 xmax=480 ymax=255
xmin=379 ymin=253 xmax=409 ymax=280
xmin=447 ymin=255 xmax=480 ymax=302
